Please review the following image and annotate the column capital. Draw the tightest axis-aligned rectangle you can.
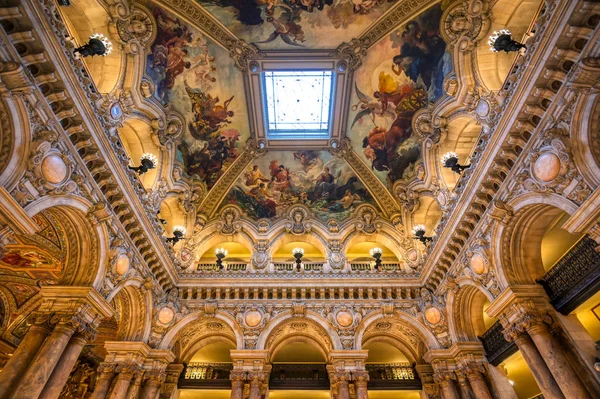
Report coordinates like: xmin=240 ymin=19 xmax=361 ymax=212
xmin=230 ymin=370 xmax=248 ymax=381
xmin=329 ymin=370 xmax=352 ymax=383
xmin=433 ymin=370 xmax=456 ymax=384
xmin=352 ymin=370 xmax=370 ymax=382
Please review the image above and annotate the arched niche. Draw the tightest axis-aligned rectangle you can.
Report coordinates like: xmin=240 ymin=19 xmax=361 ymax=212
xmin=58 ymin=0 xmax=123 ymax=93
xmin=270 ymin=339 xmax=328 ymax=364
xmin=119 ymin=119 xmax=161 ymax=190
xmin=272 ymin=241 xmax=324 ymax=262
xmin=452 ymin=284 xmax=496 ymax=341
xmin=412 ymin=196 xmax=442 ymax=236
xmin=475 ymin=0 xmax=543 ymax=91
xmin=439 ymin=116 xmax=482 ymax=190
xmin=110 ymin=285 xmax=148 ymax=342
xmin=500 ymin=200 xmax=581 ymax=285
xmin=344 ymin=232 xmax=406 ymax=265
xmin=346 ymin=241 xmax=398 ymax=262
xmin=186 ymin=340 xmax=236 ymax=364
xmin=199 ymin=242 xmax=251 ymax=262
xmin=363 ymin=340 xmax=411 ymax=364
xmin=159 ymin=195 xmax=187 ymax=242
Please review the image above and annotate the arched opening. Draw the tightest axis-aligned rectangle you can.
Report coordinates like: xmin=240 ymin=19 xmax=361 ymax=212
xmin=412 ymin=196 xmax=442 ymax=237
xmin=119 ymin=119 xmax=161 ymax=190
xmin=439 ymin=117 xmax=482 ymax=190
xmin=57 ymin=0 xmax=123 ymax=93
xmin=453 ymin=285 xmax=496 ymax=341
xmin=272 ymin=241 xmax=324 ymax=262
xmin=199 ymin=242 xmax=251 ymax=263
xmin=346 ymin=242 xmax=398 ymax=262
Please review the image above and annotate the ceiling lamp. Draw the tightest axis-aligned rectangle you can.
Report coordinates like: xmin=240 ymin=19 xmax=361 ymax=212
xmin=292 ymin=247 xmax=304 ymax=272
xmin=488 ymin=29 xmax=526 ymax=53
xmin=369 ymin=247 xmax=383 ymax=271
xmin=74 ymin=33 xmax=113 ymax=57
xmin=216 ymin=248 xmax=228 ymax=270
xmin=412 ymin=225 xmax=433 ymax=245
xmin=442 ymin=152 xmax=470 ymax=174
xmin=129 ymin=153 xmax=157 ymax=176
xmin=166 ymin=225 xmax=186 ymax=245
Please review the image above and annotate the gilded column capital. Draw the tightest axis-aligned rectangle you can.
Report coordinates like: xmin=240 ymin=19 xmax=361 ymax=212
xmin=352 ymin=370 xmax=370 ymax=383
xmin=433 ymin=370 xmax=456 ymax=384
xmin=229 ymin=370 xmax=248 ymax=382
xmin=329 ymin=370 xmax=352 ymax=383
xmin=114 ymin=363 xmax=139 ymax=378
xmin=247 ymin=371 xmax=268 ymax=383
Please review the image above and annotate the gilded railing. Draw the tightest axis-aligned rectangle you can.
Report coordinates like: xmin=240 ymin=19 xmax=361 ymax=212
xmin=479 ymin=320 xmax=517 ymax=366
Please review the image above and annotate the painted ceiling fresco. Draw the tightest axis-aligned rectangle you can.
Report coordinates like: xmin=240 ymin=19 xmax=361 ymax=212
xmin=219 ymin=150 xmax=380 ymax=221
xmin=348 ymin=4 xmax=452 ymax=188
xmin=197 ymin=0 xmax=398 ymax=49
xmin=145 ymin=5 xmax=250 ymax=189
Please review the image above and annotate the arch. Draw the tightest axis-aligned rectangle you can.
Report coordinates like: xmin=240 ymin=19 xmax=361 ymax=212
xmin=110 ymin=284 xmax=151 ymax=342
xmin=362 ymin=335 xmax=418 ymax=364
xmin=269 ymin=335 xmax=329 ymax=364
xmin=344 ymin=232 xmax=404 ymax=263
xmin=268 ymin=231 xmax=328 ymax=261
xmin=58 ymin=0 xmax=124 ymax=93
xmin=448 ymin=282 xmax=495 ymax=341
xmin=24 ymin=195 xmax=109 ymax=289
xmin=496 ymin=193 xmax=578 ymax=285
xmin=572 ymin=94 xmax=600 ymax=188
xmin=256 ymin=310 xmax=342 ymax=351
xmin=119 ymin=118 xmax=162 ymax=190
xmin=354 ymin=311 xmax=440 ymax=352
xmin=181 ymin=335 xmax=237 ymax=363
xmin=412 ymin=195 xmax=442 ymax=234
xmin=159 ymin=311 xmax=244 ymax=350
xmin=0 ymin=97 xmax=30 ymax=190
xmin=160 ymin=194 xmax=190 ymax=241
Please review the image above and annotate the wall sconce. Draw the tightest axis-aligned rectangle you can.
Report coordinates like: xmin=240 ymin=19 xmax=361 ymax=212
xmin=166 ymin=225 xmax=186 ymax=245
xmin=129 ymin=153 xmax=157 ymax=175
xmin=369 ymin=247 xmax=382 ymax=271
xmin=157 ymin=210 xmax=167 ymax=225
xmin=216 ymin=248 xmax=228 ymax=270
xmin=74 ymin=33 xmax=113 ymax=57
xmin=488 ymin=29 xmax=526 ymax=53
xmin=412 ymin=225 xmax=433 ymax=245
xmin=442 ymin=152 xmax=470 ymax=174
xmin=292 ymin=247 xmax=304 ymax=271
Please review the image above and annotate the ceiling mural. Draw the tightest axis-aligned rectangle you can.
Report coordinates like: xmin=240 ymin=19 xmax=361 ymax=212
xmin=145 ymin=6 xmax=250 ymax=189
xmin=348 ymin=3 xmax=452 ymax=188
xmin=218 ymin=150 xmax=380 ymax=221
xmin=196 ymin=0 xmax=398 ymax=49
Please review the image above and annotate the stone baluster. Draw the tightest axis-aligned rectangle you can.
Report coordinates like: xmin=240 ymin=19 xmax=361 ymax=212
xmin=90 ymin=363 xmax=117 ymax=399
xmin=455 ymin=369 xmax=474 ymax=399
xmin=462 ymin=364 xmax=492 ymax=399
xmin=125 ymin=371 xmax=144 ymax=399
xmin=108 ymin=365 xmax=136 ymax=399
xmin=434 ymin=371 xmax=460 ymax=399
xmin=229 ymin=370 xmax=247 ymax=399
xmin=139 ymin=371 xmax=165 ymax=399
xmin=11 ymin=315 xmax=80 ymax=399
xmin=522 ymin=315 xmax=592 ymax=398
xmin=353 ymin=370 xmax=369 ymax=399
xmin=38 ymin=326 xmax=95 ymax=399
xmin=503 ymin=326 xmax=565 ymax=399
xmin=0 ymin=314 xmax=53 ymax=399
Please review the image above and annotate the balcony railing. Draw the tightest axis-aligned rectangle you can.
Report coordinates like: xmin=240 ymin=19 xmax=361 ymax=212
xmin=366 ymin=363 xmax=421 ymax=390
xmin=537 ymin=237 xmax=600 ymax=314
xmin=196 ymin=262 xmax=247 ymax=272
xmin=273 ymin=262 xmax=324 ymax=272
xmin=178 ymin=363 xmax=232 ymax=389
xmin=269 ymin=364 xmax=330 ymax=390
xmin=479 ymin=320 xmax=517 ymax=366
xmin=350 ymin=262 xmax=402 ymax=272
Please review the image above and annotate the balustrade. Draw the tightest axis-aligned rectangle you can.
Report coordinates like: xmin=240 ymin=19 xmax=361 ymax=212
xmin=479 ymin=320 xmax=517 ymax=366
xmin=178 ymin=362 xmax=233 ymax=389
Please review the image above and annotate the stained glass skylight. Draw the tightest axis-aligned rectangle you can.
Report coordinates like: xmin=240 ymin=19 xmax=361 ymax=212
xmin=263 ymin=71 xmax=334 ymax=139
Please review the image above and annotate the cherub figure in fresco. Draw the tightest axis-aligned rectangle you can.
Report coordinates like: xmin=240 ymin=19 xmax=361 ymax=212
xmin=257 ymin=15 xmax=305 ymax=46
xmin=293 ymin=151 xmax=318 ymax=169
xmin=350 ymin=83 xmax=396 ymax=128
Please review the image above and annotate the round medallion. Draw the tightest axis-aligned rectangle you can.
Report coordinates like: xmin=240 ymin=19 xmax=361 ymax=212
xmin=110 ymin=104 xmax=122 ymax=119
xmin=470 ymin=253 xmax=486 ymax=275
xmin=475 ymin=100 xmax=490 ymax=117
xmin=336 ymin=311 xmax=354 ymax=327
xmin=245 ymin=310 xmax=262 ymax=327
xmin=41 ymin=154 xmax=67 ymax=184
xmin=407 ymin=249 xmax=418 ymax=262
xmin=533 ymin=153 xmax=561 ymax=182
xmin=157 ymin=307 xmax=175 ymax=324
xmin=115 ymin=254 xmax=130 ymax=275
xmin=424 ymin=307 xmax=442 ymax=325
xmin=437 ymin=191 xmax=447 ymax=206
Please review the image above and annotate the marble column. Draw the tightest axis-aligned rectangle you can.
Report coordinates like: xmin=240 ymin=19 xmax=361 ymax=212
xmin=38 ymin=332 xmax=90 ymax=399
xmin=507 ymin=329 xmax=564 ymax=399
xmin=125 ymin=371 xmax=144 ymax=399
xmin=230 ymin=372 xmax=246 ymax=399
xmin=456 ymin=371 xmax=474 ymax=399
xmin=335 ymin=374 xmax=351 ymax=399
xmin=0 ymin=317 xmax=52 ymax=399
xmin=11 ymin=321 xmax=77 ymax=399
xmin=248 ymin=374 xmax=263 ymax=399
xmin=139 ymin=373 xmax=164 ymax=399
xmin=108 ymin=366 xmax=136 ymax=399
xmin=90 ymin=364 xmax=116 ymax=399
xmin=526 ymin=321 xmax=591 ymax=399
xmin=354 ymin=371 xmax=369 ymax=399
xmin=464 ymin=368 xmax=492 ymax=399
xmin=436 ymin=372 xmax=460 ymax=399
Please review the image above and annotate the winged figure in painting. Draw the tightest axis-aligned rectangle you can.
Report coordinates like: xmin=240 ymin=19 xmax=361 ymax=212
xmin=350 ymin=82 xmax=396 ymax=128
xmin=185 ymin=82 xmax=234 ymax=140
xmin=256 ymin=13 xmax=305 ymax=47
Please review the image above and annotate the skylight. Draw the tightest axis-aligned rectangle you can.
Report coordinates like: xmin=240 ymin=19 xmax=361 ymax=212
xmin=263 ymin=71 xmax=334 ymax=139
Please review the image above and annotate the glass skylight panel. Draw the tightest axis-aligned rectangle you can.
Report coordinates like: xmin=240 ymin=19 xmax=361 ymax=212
xmin=263 ymin=71 xmax=333 ymax=138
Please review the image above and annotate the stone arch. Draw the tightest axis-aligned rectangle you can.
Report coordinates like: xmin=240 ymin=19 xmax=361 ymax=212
xmin=268 ymin=230 xmax=328 ymax=260
xmin=412 ymin=194 xmax=442 ymax=235
xmin=0 ymin=97 xmax=30 ymax=189
xmin=181 ymin=335 xmax=237 ymax=364
xmin=110 ymin=284 xmax=150 ymax=342
xmin=256 ymin=310 xmax=342 ymax=352
xmin=475 ymin=0 xmax=543 ymax=91
xmin=343 ymin=231 xmax=405 ymax=263
xmin=193 ymin=223 xmax=254 ymax=261
xmin=362 ymin=335 xmax=419 ymax=364
xmin=354 ymin=311 xmax=440 ymax=352
xmin=58 ymin=0 xmax=124 ymax=93
xmin=448 ymin=282 xmax=495 ymax=341
xmin=159 ymin=311 xmax=244 ymax=350
xmin=24 ymin=195 xmax=109 ymax=290
xmin=495 ymin=192 xmax=578 ymax=286
xmin=268 ymin=335 xmax=329 ymax=364
xmin=572 ymin=94 xmax=600 ymax=188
